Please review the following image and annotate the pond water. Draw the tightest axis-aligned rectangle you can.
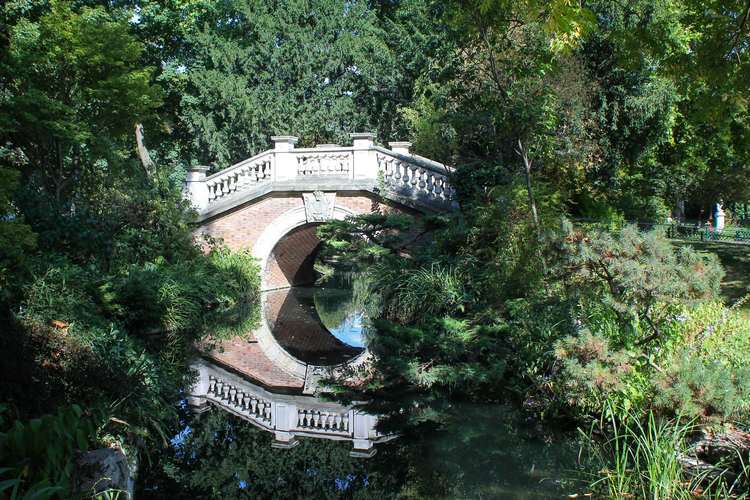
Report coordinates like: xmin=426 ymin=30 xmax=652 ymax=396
xmin=138 ymin=400 xmax=582 ymax=499
xmin=264 ymin=280 xmax=367 ymax=365
xmin=137 ymin=274 xmax=584 ymax=498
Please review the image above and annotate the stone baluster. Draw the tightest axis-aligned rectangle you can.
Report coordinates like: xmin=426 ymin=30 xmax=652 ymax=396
xmin=258 ymin=401 xmax=266 ymax=419
xmin=406 ymin=166 xmax=413 ymax=190
xmin=393 ymin=160 xmax=401 ymax=183
xmin=425 ymin=172 xmax=435 ymax=196
xmin=434 ymin=176 xmax=443 ymax=198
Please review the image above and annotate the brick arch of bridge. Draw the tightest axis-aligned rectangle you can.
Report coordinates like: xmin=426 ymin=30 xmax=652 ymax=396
xmin=195 ymin=192 xmax=414 ymax=291
xmin=195 ymin=191 xmax=419 ymax=383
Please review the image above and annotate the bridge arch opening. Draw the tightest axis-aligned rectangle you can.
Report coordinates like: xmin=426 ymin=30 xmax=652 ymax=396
xmin=258 ymin=210 xmax=365 ymax=366
xmin=265 ymin=223 xmax=322 ymax=290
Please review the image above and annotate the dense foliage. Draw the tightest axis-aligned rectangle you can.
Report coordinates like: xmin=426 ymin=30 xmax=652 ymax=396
xmin=0 ymin=1 xmax=261 ymax=497
xmin=1 ymin=0 xmax=750 ymax=497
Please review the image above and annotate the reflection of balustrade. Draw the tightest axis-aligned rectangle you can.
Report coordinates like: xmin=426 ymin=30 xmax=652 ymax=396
xmin=297 ymin=407 xmax=350 ymax=435
xmin=183 ymin=134 xmax=456 ymax=215
xmin=206 ymin=375 xmax=274 ymax=428
xmin=189 ymin=359 xmax=387 ymax=457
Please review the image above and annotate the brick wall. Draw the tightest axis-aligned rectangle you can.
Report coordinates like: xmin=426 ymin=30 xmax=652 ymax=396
xmin=196 ymin=194 xmax=305 ymax=251
xmin=265 ymin=224 xmax=321 ymax=289
xmin=195 ymin=191 xmax=419 ymax=288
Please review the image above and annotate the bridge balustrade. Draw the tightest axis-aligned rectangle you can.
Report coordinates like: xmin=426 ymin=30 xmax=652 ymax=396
xmin=184 ymin=133 xmax=456 ymax=216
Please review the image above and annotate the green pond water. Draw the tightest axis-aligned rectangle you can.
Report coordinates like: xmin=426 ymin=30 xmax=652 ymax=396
xmin=137 ymin=277 xmax=583 ymax=498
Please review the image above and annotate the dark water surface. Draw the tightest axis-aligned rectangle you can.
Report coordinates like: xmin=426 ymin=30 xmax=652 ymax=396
xmin=138 ymin=278 xmax=582 ymax=498
xmin=264 ymin=284 xmax=367 ymax=365
xmin=138 ymin=402 xmax=580 ymax=499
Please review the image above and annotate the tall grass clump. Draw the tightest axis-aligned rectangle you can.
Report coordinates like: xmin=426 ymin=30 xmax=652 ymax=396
xmin=581 ymin=405 xmax=750 ymax=499
xmin=382 ymin=264 xmax=465 ymax=324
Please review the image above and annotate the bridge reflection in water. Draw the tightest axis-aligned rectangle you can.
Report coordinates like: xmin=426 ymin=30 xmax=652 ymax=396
xmin=189 ymin=279 xmax=385 ymax=457
xmin=264 ymin=285 xmax=365 ymax=365
xmin=188 ymin=358 xmax=386 ymax=457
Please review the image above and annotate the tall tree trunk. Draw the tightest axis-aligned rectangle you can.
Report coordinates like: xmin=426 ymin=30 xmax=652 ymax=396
xmin=135 ymin=123 xmax=154 ymax=178
xmin=516 ymin=139 xmax=540 ymax=238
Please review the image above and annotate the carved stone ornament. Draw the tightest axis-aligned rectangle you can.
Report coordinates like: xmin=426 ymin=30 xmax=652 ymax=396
xmin=302 ymin=191 xmax=335 ymax=222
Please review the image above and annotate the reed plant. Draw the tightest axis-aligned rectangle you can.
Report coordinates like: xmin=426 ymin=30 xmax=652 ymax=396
xmin=580 ymin=404 xmax=750 ymax=499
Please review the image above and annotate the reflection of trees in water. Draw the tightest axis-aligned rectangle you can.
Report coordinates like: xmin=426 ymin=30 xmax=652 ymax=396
xmin=138 ymin=404 xmax=580 ymax=499
xmin=312 ymin=287 xmax=354 ymax=332
xmin=137 ymin=409 xmax=409 ymax=499
xmin=315 ymin=269 xmax=381 ymax=328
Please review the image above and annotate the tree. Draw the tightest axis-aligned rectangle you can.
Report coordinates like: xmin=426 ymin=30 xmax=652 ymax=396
xmin=1 ymin=0 xmax=162 ymax=206
xmin=157 ymin=0 xmax=401 ymax=169
xmin=0 ymin=155 xmax=36 ymax=300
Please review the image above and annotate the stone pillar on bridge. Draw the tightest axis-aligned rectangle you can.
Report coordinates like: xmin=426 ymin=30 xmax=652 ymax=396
xmin=350 ymin=132 xmax=377 ymax=180
xmin=389 ymin=141 xmax=412 ymax=156
xmin=271 ymin=136 xmax=299 ymax=181
xmin=184 ymin=165 xmax=209 ymax=211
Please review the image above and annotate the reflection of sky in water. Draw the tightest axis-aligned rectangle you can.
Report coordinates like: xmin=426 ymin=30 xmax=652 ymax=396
xmin=327 ymin=311 xmax=365 ymax=348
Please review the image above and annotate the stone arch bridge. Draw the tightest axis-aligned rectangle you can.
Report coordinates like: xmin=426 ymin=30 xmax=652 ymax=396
xmin=184 ymin=132 xmax=455 ymax=290
xmin=184 ymin=133 xmax=454 ymax=454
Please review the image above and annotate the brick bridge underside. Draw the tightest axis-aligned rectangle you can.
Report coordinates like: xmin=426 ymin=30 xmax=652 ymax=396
xmin=196 ymin=190 xmax=417 ymax=291
xmin=193 ymin=189 xmax=417 ymax=393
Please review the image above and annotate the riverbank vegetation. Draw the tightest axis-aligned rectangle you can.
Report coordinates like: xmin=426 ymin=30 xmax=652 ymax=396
xmin=2 ymin=0 xmax=750 ymax=498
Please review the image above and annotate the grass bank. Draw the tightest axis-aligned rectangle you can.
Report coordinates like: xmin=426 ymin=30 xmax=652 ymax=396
xmin=674 ymin=240 xmax=750 ymax=309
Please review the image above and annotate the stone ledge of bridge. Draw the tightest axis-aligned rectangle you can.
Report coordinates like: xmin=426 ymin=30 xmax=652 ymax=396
xmin=183 ymin=132 xmax=458 ymax=220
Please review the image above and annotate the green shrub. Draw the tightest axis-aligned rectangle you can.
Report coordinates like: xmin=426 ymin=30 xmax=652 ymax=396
xmin=554 ymin=329 xmax=647 ymax=416
xmin=109 ymin=247 xmax=260 ymax=338
xmin=654 ymin=352 xmax=750 ymax=422
xmin=382 ymin=264 xmax=465 ymax=324
xmin=0 ymin=404 xmax=101 ymax=499
xmin=19 ymin=260 xmax=108 ymax=334
xmin=552 ymin=224 xmax=723 ymax=347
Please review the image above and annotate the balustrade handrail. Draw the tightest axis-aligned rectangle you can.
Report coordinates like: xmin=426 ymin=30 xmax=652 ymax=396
xmin=204 ymin=145 xmax=451 ymax=181
xmin=291 ymin=146 xmax=356 ymax=153
xmin=372 ymin=145 xmax=452 ymax=175
xmin=184 ymin=134 xmax=458 ymax=215
xmin=204 ymin=150 xmax=275 ymax=181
